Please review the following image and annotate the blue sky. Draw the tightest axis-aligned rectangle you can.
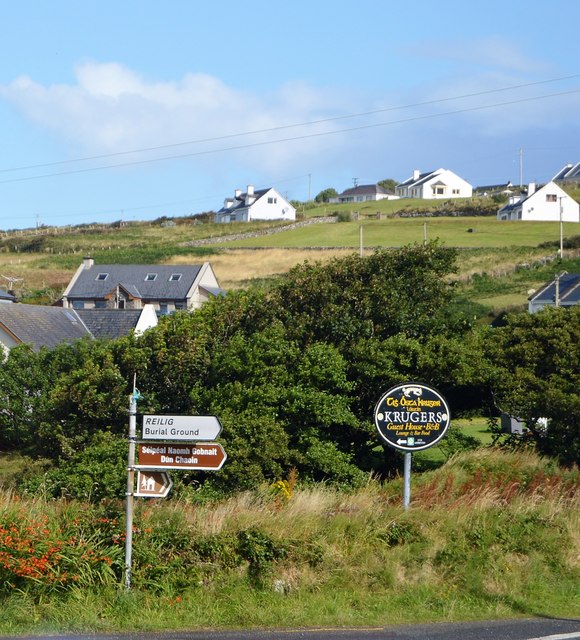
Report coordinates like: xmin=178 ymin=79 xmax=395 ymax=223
xmin=0 ymin=0 xmax=579 ymax=230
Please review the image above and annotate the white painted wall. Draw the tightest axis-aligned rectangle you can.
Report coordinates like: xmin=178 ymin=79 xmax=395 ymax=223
xmin=498 ymin=182 xmax=580 ymax=222
xmin=420 ymin=170 xmax=473 ymax=199
xmin=247 ymin=188 xmax=296 ymax=221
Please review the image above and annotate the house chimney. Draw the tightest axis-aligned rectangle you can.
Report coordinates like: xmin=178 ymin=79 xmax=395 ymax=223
xmin=413 ymin=169 xmax=420 ymax=181
xmin=235 ymin=189 xmax=242 ymax=199
xmin=83 ymin=256 xmax=94 ymax=269
xmin=224 ymin=198 xmax=234 ymax=209
xmin=528 ymin=182 xmax=536 ymax=196
xmin=245 ymin=184 xmax=256 ymax=206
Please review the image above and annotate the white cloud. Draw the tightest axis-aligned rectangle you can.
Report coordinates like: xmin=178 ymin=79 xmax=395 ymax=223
xmin=406 ymin=36 xmax=551 ymax=75
xmin=0 ymin=61 xmax=353 ymax=176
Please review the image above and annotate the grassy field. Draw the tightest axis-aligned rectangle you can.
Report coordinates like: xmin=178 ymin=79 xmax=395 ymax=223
xmin=219 ymin=217 xmax=577 ymax=249
xmin=1 ymin=211 xmax=579 ymax=310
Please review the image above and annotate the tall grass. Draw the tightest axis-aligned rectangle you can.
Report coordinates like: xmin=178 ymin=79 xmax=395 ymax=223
xmin=0 ymin=449 xmax=578 ymax=633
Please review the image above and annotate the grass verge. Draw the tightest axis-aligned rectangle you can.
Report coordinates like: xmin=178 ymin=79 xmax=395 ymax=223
xmin=0 ymin=449 xmax=578 ymax=634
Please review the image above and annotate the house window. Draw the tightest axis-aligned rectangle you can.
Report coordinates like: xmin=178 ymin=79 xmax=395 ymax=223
xmin=95 ymin=300 xmax=106 ymax=309
xmin=169 ymin=273 xmax=182 ymax=282
xmin=433 ymin=186 xmax=445 ymax=196
xmin=72 ymin=301 xmax=84 ymax=309
xmin=118 ymin=299 xmax=126 ymax=309
xmin=96 ymin=273 xmax=108 ymax=281
xmin=546 ymin=194 xmax=557 ymax=202
xmin=159 ymin=303 xmax=168 ymax=315
xmin=267 ymin=197 xmax=277 ymax=204
xmin=175 ymin=302 xmax=186 ymax=310
xmin=452 ymin=189 xmax=460 ymax=195
xmin=145 ymin=273 xmax=157 ymax=281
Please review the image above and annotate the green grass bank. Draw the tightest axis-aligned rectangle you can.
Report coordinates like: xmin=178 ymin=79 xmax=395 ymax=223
xmin=1 ymin=449 xmax=578 ymax=635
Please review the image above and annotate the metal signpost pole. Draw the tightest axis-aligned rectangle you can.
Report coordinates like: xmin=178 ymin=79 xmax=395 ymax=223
xmin=403 ymin=452 xmax=412 ymax=509
xmin=124 ymin=386 xmax=139 ymax=591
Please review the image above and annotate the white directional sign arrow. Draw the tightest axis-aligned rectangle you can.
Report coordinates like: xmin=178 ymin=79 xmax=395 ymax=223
xmin=142 ymin=415 xmax=222 ymax=441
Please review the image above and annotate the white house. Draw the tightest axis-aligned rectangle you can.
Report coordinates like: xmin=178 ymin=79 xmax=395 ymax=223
xmin=328 ymin=184 xmax=399 ymax=204
xmin=215 ymin=185 xmax=296 ymax=223
xmin=396 ymin=169 xmax=473 ymax=199
xmin=497 ymin=181 xmax=580 ymax=222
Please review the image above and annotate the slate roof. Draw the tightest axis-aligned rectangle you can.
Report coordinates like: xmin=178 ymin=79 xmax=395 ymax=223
xmin=338 ymin=184 xmax=391 ymax=197
xmin=76 ymin=309 xmax=145 ymax=340
xmin=66 ymin=264 xmax=204 ymax=301
xmin=552 ymin=163 xmax=580 ymax=181
xmin=0 ymin=304 xmax=90 ymax=351
xmin=529 ymin=273 xmax=580 ymax=307
xmin=397 ymin=170 xmax=439 ymax=188
xmin=217 ymin=188 xmax=270 ymax=213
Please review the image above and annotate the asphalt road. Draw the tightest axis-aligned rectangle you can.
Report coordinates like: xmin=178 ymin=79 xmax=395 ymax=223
xmin=5 ymin=618 xmax=580 ymax=640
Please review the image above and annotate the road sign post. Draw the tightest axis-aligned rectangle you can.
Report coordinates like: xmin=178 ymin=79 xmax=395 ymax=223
xmin=123 ymin=407 xmax=227 ymax=591
xmin=374 ymin=382 xmax=450 ymax=508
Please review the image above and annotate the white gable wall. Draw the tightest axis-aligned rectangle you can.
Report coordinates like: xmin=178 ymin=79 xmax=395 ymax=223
xmin=521 ymin=182 xmax=579 ymax=222
xmin=420 ymin=170 xmax=473 ymax=199
xmin=247 ymin=188 xmax=296 ymax=221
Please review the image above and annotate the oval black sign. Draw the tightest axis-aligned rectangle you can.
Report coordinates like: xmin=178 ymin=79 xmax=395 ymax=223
xmin=374 ymin=382 xmax=451 ymax=452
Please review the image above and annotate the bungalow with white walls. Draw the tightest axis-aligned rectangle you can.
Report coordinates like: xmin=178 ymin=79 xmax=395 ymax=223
xmin=215 ymin=185 xmax=296 ymax=223
xmin=497 ymin=181 xmax=580 ymax=222
xmin=396 ymin=169 xmax=473 ymax=199
xmin=328 ymin=184 xmax=399 ymax=204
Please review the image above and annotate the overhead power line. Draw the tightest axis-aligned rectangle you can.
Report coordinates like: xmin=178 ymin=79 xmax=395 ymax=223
xmin=0 ymin=86 xmax=578 ymax=186
xmin=0 ymin=73 xmax=579 ymax=177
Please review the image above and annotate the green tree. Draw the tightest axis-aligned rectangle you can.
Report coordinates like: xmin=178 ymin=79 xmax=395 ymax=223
xmin=378 ymin=178 xmax=398 ymax=192
xmin=484 ymin=306 xmax=580 ymax=466
xmin=314 ymin=188 xmax=338 ymax=203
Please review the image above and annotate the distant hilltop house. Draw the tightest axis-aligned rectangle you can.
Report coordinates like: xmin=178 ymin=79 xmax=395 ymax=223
xmin=552 ymin=163 xmax=580 ymax=185
xmin=497 ymin=181 xmax=580 ymax=222
xmin=328 ymin=184 xmax=399 ymax=204
xmin=0 ymin=303 xmax=157 ymax=356
xmin=528 ymin=272 xmax=580 ymax=313
xmin=473 ymin=182 xmax=514 ymax=197
xmin=395 ymin=168 xmax=473 ymax=199
xmin=215 ymin=185 xmax=296 ymax=223
xmin=60 ymin=258 xmax=223 ymax=315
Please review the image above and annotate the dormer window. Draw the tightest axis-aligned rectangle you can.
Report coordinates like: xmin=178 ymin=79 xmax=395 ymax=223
xmin=169 ymin=273 xmax=182 ymax=282
xmin=96 ymin=273 xmax=109 ymax=281
xmin=145 ymin=273 xmax=157 ymax=281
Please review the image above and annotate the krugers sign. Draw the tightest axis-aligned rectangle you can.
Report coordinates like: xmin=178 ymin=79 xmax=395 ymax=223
xmin=374 ymin=383 xmax=451 ymax=452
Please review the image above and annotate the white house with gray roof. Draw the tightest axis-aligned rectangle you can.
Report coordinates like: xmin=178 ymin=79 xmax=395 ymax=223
xmin=497 ymin=181 xmax=579 ymax=222
xmin=396 ymin=168 xmax=472 ymax=199
xmin=60 ymin=258 xmax=222 ymax=314
xmin=328 ymin=184 xmax=399 ymax=204
xmin=215 ymin=185 xmax=295 ymax=223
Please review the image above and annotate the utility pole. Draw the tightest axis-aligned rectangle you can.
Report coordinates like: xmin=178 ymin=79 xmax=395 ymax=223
xmin=308 ymin=174 xmax=311 ymax=202
xmin=558 ymin=196 xmax=566 ymax=260
xmin=519 ymin=148 xmax=523 ymax=188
